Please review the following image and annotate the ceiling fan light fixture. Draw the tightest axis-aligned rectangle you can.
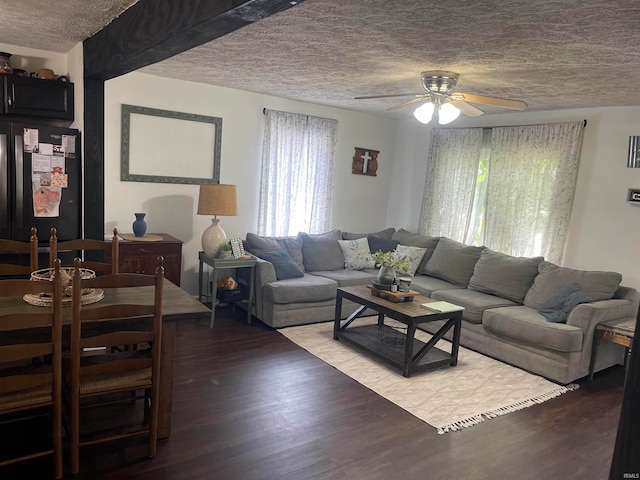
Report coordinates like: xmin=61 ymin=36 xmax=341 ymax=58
xmin=438 ymin=102 xmax=461 ymax=125
xmin=413 ymin=102 xmax=435 ymax=124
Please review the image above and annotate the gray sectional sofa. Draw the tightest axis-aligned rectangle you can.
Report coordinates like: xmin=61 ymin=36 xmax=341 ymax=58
xmin=240 ymin=228 xmax=638 ymax=384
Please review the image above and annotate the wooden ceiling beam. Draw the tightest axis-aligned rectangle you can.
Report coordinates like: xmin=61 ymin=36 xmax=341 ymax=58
xmin=83 ymin=0 xmax=306 ymax=81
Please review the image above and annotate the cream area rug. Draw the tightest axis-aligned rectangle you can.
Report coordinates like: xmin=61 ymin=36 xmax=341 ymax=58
xmin=279 ymin=318 xmax=579 ymax=434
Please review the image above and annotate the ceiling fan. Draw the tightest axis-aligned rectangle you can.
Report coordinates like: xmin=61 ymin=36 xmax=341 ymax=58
xmin=355 ymin=71 xmax=528 ymax=125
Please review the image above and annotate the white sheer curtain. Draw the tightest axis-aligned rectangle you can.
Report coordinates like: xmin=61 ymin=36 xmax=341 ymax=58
xmin=258 ymin=109 xmax=338 ymax=236
xmin=419 ymin=128 xmax=484 ymax=242
xmin=481 ymin=121 xmax=585 ymax=264
xmin=419 ymin=121 xmax=584 ymax=264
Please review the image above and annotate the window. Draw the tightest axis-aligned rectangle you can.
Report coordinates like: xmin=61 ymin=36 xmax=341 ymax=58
xmin=258 ymin=109 xmax=338 ymax=236
xmin=420 ymin=121 xmax=585 ymax=264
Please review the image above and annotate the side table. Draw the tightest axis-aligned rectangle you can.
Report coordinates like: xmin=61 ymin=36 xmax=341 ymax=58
xmin=198 ymin=252 xmax=256 ymax=328
xmin=589 ymin=317 xmax=636 ymax=380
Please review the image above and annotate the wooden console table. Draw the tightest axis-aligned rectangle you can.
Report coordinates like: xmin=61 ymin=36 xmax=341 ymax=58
xmin=106 ymin=233 xmax=183 ymax=286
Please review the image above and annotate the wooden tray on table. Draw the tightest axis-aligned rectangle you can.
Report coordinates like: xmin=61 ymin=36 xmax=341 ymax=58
xmin=367 ymin=285 xmax=420 ymax=303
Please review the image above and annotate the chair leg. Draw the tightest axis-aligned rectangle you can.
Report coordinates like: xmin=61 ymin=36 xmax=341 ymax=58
xmin=71 ymin=393 xmax=80 ymax=475
xmin=53 ymin=405 xmax=63 ymax=479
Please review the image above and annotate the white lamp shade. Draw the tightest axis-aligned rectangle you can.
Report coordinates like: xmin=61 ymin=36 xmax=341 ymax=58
xmin=438 ymin=102 xmax=461 ymax=125
xmin=413 ymin=102 xmax=435 ymax=124
xmin=202 ymin=218 xmax=227 ymax=257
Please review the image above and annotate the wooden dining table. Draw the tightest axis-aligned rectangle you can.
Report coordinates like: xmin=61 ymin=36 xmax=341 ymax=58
xmin=0 ymin=280 xmax=211 ymax=439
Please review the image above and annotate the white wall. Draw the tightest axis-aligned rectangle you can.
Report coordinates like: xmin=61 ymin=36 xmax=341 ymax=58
xmin=390 ymin=108 xmax=640 ymax=291
xmin=104 ymin=72 xmax=398 ymax=294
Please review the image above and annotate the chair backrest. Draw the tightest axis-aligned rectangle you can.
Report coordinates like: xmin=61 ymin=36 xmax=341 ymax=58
xmin=49 ymin=227 xmax=119 ymax=274
xmin=0 ymin=227 xmax=38 ymax=277
xmin=69 ymin=256 xmax=164 ymax=390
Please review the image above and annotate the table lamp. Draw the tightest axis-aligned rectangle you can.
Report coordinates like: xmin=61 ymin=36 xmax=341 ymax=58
xmin=197 ymin=184 xmax=238 ymax=257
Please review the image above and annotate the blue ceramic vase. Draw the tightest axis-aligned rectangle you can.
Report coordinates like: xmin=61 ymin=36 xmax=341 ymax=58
xmin=132 ymin=212 xmax=147 ymax=237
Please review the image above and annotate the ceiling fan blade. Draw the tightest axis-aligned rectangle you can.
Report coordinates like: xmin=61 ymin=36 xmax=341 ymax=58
xmin=354 ymin=93 xmax=424 ymax=99
xmin=449 ymin=99 xmax=484 ymax=117
xmin=387 ymin=96 xmax=429 ymax=111
xmin=456 ymin=93 xmax=528 ymax=110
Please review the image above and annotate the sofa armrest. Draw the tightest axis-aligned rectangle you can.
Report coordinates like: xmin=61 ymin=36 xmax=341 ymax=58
xmin=566 ymin=298 xmax=634 ymax=333
xmin=248 ymin=256 xmax=277 ymax=321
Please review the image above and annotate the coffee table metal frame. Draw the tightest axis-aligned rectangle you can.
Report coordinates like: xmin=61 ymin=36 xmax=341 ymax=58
xmin=333 ymin=285 xmax=463 ymax=378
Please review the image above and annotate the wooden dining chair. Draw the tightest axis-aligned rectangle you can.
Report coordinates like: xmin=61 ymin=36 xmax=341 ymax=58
xmin=0 ymin=227 xmax=38 ymax=277
xmin=49 ymin=227 xmax=119 ymax=274
xmin=64 ymin=256 xmax=164 ymax=475
xmin=0 ymin=259 xmax=63 ymax=479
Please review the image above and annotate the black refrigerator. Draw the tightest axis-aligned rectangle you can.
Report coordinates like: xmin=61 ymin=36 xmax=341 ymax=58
xmin=0 ymin=121 xmax=81 ymax=248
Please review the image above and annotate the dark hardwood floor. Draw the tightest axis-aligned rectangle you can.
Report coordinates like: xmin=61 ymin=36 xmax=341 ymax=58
xmin=1 ymin=306 xmax=626 ymax=479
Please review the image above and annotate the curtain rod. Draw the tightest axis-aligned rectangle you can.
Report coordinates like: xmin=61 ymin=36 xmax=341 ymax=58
xmin=263 ymin=108 xmax=587 ymax=128
xmin=262 ymin=107 xmax=337 ymax=122
xmin=439 ymin=119 xmax=587 ymax=130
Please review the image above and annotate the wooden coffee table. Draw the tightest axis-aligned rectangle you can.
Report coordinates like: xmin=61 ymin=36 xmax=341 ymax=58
xmin=333 ymin=285 xmax=463 ymax=377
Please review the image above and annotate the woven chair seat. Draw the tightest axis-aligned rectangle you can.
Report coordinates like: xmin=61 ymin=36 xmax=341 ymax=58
xmin=0 ymin=385 xmax=52 ymax=411
xmin=79 ymin=368 xmax=152 ymax=395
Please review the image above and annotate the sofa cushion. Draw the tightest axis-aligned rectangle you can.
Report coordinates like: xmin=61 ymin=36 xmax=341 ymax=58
xmin=264 ymin=274 xmax=337 ymax=304
xmin=391 ymin=229 xmax=440 ymax=274
xmin=395 ymin=245 xmax=427 ymax=276
xmin=424 ymin=238 xmax=484 ymax=287
xmin=409 ymin=275 xmax=464 ymax=296
xmin=524 ymin=261 xmax=622 ymax=309
xmin=468 ymin=249 xmax=543 ymax=303
xmin=246 ymin=233 xmax=305 ymax=272
xmin=537 ymin=282 xmax=592 ymax=323
xmin=312 ymin=269 xmax=377 ymax=287
xmin=342 ymin=228 xmax=395 ymax=240
xmin=338 ymin=237 xmax=375 ymax=270
xmin=258 ymin=249 xmax=305 ymax=280
xmin=299 ymin=230 xmax=344 ymax=272
xmin=431 ymin=289 xmax=518 ymax=324
xmin=482 ymin=306 xmax=584 ymax=353
xmin=367 ymin=236 xmax=399 ymax=254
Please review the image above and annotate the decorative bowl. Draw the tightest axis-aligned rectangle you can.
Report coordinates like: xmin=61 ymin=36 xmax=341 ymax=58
xmin=371 ymin=280 xmax=392 ymax=291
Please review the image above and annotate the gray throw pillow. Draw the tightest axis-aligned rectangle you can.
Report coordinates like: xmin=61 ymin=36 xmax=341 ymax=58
xmin=245 ymin=233 xmax=305 ymax=272
xmin=424 ymin=237 xmax=484 ymax=287
xmin=299 ymin=230 xmax=344 ymax=271
xmin=524 ymin=261 xmax=622 ymax=309
xmin=468 ymin=249 xmax=544 ymax=303
xmin=391 ymin=228 xmax=440 ymax=274
xmin=342 ymin=228 xmax=396 ymax=240
xmin=258 ymin=249 xmax=305 ymax=280
xmin=367 ymin=236 xmax=399 ymax=253
xmin=538 ymin=282 xmax=592 ymax=323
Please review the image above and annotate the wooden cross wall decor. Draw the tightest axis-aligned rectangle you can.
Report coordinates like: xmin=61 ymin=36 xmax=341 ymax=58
xmin=352 ymin=147 xmax=379 ymax=176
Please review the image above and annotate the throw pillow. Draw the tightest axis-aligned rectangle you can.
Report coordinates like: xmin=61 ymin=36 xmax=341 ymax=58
xmin=523 ymin=261 xmax=622 ymax=309
xmin=424 ymin=238 xmax=484 ymax=287
xmin=367 ymin=236 xmax=399 ymax=254
xmin=538 ymin=282 xmax=592 ymax=323
xmin=342 ymin=228 xmax=396 ymax=240
xmin=395 ymin=245 xmax=427 ymax=276
xmin=391 ymin=228 xmax=440 ymax=274
xmin=468 ymin=249 xmax=544 ymax=303
xmin=338 ymin=238 xmax=376 ymax=270
xmin=299 ymin=230 xmax=344 ymax=271
xmin=258 ymin=249 xmax=305 ymax=280
xmin=245 ymin=233 xmax=305 ymax=272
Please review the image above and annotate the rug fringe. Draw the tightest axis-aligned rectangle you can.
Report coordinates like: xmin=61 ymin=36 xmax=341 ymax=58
xmin=437 ymin=383 xmax=580 ymax=435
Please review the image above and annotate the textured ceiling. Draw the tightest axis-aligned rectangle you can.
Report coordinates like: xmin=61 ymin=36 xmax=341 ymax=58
xmin=3 ymin=0 xmax=640 ymax=120
xmin=0 ymin=0 xmax=138 ymax=52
